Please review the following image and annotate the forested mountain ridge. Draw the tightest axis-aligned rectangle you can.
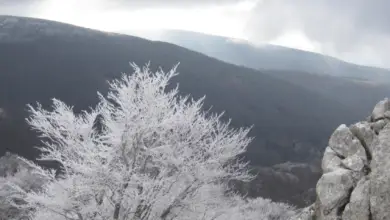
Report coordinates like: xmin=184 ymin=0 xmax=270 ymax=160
xmin=140 ymin=30 xmax=390 ymax=126
xmin=152 ymin=30 xmax=390 ymax=84
xmin=0 ymin=15 xmax=358 ymax=167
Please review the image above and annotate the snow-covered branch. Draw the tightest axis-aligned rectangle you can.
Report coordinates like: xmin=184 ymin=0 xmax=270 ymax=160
xmin=18 ymin=63 xmax=295 ymax=220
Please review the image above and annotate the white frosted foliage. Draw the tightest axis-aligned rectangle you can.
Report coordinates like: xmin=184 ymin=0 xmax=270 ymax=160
xmin=19 ymin=63 xmax=294 ymax=220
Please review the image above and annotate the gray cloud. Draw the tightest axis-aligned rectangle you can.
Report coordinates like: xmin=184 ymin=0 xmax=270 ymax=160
xmin=0 ymin=0 xmax=41 ymax=16
xmin=0 ymin=0 xmax=37 ymax=4
xmin=0 ymin=0 xmax=241 ymax=11
xmin=245 ymin=0 xmax=390 ymax=67
xmin=1 ymin=0 xmax=390 ymax=67
xmin=98 ymin=0 xmax=242 ymax=8
xmin=0 ymin=0 xmax=242 ymax=18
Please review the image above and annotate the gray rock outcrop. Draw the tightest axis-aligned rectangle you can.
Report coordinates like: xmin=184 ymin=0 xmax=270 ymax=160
xmin=342 ymin=177 xmax=370 ymax=220
xmin=369 ymin=120 xmax=390 ymax=220
xmin=296 ymin=98 xmax=390 ymax=220
xmin=371 ymin=98 xmax=390 ymax=121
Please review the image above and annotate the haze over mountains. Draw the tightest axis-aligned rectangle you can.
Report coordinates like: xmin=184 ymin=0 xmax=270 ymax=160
xmin=129 ymin=29 xmax=390 ymax=121
xmin=147 ymin=30 xmax=390 ymax=83
xmin=1 ymin=15 xmax=390 ymax=206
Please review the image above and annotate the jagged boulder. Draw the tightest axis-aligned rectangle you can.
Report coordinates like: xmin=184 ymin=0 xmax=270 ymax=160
xmin=349 ymin=121 xmax=375 ymax=157
xmin=369 ymin=122 xmax=390 ymax=220
xmin=371 ymin=98 xmax=390 ymax=121
xmin=341 ymin=153 xmax=366 ymax=172
xmin=315 ymin=168 xmax=354 ymax=219
xmin=321 ymin=147 xmax=342 ymax=173
xmin=342 ymin=177 xmax=370 ymax=220
xmin=384 ymin=110 xmax=390 ymax=119
xmin=371 ymin=119 xmax=388 ymax=134
xmin=328 ymin=124 xmax=367 ymax=161
xmin=306 ymin=98 xmax=390 ymax=220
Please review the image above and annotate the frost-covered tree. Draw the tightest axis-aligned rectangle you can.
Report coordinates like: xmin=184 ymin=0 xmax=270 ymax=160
xmin=21 ymin=63 xmax=295 ymax=220
xmin=0 ymin=153 xmax=51 ymax=220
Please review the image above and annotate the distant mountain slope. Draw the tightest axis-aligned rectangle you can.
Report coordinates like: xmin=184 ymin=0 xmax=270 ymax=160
xmin=153 ymin=30 xmax=390 ymax=84
xmin=0 ymin=16 xmax=358 ymax=167
xmin=265 ymin=70 xmax=390 ymax=118
xmin=141 ymin=30 xmax=390 ymax=117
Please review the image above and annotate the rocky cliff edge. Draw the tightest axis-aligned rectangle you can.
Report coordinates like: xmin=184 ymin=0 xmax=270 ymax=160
xmin=296 ymin=98 xmax=390 ymax=220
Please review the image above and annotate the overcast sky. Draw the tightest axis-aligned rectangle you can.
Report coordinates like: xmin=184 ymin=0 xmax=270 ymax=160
xmin=0 ymin=0 xmax=389 ymax=68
